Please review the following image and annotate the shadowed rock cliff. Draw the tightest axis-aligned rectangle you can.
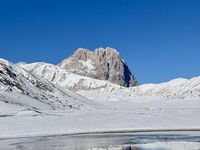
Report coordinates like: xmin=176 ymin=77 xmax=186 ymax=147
xmin=58 ymin=47 xmax=138 ymax=87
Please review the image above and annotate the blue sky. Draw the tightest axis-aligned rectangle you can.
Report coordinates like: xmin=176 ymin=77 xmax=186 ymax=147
xmin=1 ymin=0 xmax=200 ymax=84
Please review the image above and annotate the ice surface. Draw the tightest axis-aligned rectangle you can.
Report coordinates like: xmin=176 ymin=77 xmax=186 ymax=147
xmin=0 ymin=131 xmax=200 ymax=150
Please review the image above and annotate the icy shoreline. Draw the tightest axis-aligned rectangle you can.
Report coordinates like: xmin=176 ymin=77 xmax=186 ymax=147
xmin=1 ymin=131 xmax=200 ymax=150
xmin=1 ymin=128 xmax=200 ymax=140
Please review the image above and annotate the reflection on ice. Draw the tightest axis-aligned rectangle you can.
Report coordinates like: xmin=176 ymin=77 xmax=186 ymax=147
xmin=84 ymin=145 xmax=141 ymax=150
xmin=84 ymin=141 xmax=200 ymax=150
xmin=136 ymin=141 xmax=200 ymax=150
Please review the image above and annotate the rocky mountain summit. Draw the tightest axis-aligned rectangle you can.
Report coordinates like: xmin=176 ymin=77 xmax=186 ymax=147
xmin=58 ymin=47 xmax=138 ymax=87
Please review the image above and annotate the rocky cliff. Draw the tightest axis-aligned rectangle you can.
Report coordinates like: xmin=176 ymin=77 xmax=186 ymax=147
xmin=58 ymin=47 xmax=138 ymax=87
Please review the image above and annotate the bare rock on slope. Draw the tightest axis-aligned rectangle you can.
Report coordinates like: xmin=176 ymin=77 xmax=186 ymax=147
xmin=58 ymin=47 xmax=138 ymax=87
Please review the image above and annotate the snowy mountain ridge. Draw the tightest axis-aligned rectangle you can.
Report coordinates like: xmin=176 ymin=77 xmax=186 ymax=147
xmin=18 ymin=61 xmax=200 ymax=101
xmin=0 ymin=58 xmax=102 ymax=113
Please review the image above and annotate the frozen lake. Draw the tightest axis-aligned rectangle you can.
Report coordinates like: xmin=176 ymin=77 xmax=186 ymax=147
xmin=0 ymin=131 xmax=200 ymax=150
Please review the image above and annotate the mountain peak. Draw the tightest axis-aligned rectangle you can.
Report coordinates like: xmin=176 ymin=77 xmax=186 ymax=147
xmin=73 ymin=48 xmax=93 ymax=61
xmin=58 ymin=47 xmax=138 ymax=87
xmin=75 ymin=48 xmax=90 ymax=53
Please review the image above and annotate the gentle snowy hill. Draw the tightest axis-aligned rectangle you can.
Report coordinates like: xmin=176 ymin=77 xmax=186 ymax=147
xmin=0 ymin=58 xmax=102 ymax=114
xmin=18 ymin=62 xmax=200 ymax=101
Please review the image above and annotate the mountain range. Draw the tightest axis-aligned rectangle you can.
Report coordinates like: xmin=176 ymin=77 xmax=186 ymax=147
xmin=1 ymin=47 xmax=200 ymax=111
xmin=17 ymin=58 xmax=200 ymax=102
xmin=0 ymin=47 xmax=200 ymax=139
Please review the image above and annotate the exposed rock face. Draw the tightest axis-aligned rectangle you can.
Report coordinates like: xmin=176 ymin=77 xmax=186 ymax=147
xmin=58 ymin=47 xmax=138 ymax=87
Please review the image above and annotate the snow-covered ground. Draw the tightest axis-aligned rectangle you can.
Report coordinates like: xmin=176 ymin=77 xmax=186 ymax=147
xmin=0 ymin=97 xmax=199 ymax=139
xmin=0 ymin=58 xmax=199 ymax=139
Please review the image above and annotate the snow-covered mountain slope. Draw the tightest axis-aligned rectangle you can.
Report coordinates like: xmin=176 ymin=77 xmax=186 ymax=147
xmin=0 ymin=58 xmax=102 ymax=114
xmin=18 ymin=62 xmax=200 ymax=101
xmin=17 ymin=61 xmax=119 ymax=91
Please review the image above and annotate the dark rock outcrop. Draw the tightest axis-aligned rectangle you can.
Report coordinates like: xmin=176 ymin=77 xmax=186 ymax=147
xmin=58 ymin=47 xmax=138 ymax=87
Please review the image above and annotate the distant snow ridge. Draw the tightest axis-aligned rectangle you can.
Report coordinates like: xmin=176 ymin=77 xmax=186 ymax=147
xmin=17 ymin=61 xmax=119 ymax=93
xmin=0 ymin=58 xmax=102 ymax=111
xmin=57 ymin=47 xmax=139 ymax=87
xmin=18 ymin=62 xmax=200 ymax=101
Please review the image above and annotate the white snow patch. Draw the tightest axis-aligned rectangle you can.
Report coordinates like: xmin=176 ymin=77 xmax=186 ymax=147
xmin=79 ymin=59 xmax=95 ymax=70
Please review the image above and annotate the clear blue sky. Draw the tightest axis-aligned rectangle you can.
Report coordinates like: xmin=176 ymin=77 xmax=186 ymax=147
xmin=1 ymin=0 xmax=200 ymax=84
